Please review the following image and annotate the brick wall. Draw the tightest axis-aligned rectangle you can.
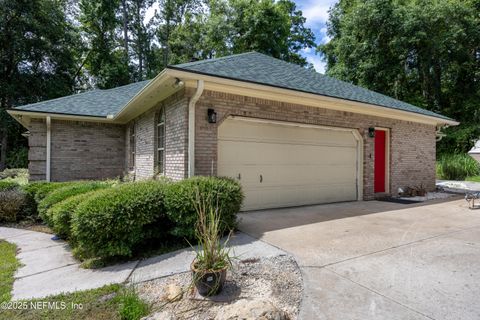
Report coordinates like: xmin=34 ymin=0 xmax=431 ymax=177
xmin=27 ymin=119 xmax=126 ymax=181
xmin=130 ymin=90 xmax=189 ymax=180
xmin=28 ymin=119 xmax=47 ymax=181
xmin=194 ymin=90 xmax=437 ymax=200
xmin=50 ymin=120 xmax=125 ymax=181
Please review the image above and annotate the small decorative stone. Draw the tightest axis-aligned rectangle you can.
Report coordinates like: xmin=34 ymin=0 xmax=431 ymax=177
xmin=164 ymin=283 xmax=183 ymax=302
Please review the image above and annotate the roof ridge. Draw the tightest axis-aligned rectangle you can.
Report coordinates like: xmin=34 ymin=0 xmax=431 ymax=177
xmin=171 ymin=52 xmax=258 ymax=68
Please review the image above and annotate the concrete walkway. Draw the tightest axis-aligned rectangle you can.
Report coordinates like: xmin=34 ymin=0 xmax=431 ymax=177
xmin=239 ymin=198 xmax=480 ymax=320
xmin=0 ymin=227 xmax=284 ymax=300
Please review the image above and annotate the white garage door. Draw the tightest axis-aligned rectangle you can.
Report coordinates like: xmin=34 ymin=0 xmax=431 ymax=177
xmin=218 ymin=117 xmax=361 ymax=211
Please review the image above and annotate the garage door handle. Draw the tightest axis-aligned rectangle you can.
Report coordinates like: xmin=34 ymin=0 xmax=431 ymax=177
xmin=237 ymin=173 xmax=241 ymax=180
xmin=260 ymin=174 xmax=263 ymax=183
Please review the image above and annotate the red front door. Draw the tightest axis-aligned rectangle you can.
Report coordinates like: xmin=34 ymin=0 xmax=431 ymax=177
xmin=374 ymin=130 xmax=386 ymax=193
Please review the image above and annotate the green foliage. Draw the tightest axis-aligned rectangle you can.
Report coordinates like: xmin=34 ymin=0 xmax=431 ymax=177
xmin=192 ymin=192 xmax=232 ymax=272
xmin=80 ymin=0 xmax=130 ymax=88
xmin=5 ymin=147 xmax=28 ymax=169
xmin=0 ymin=168 xmax=28 ymax=180
xmin=0 ymin=240 xmax=21 ymax=303
xmin=437 ymin=124 xmax=480 ymax=155
xmin=48 ymin=191 xmax=98 ymax=240
xmin=0 ymin=0 xmax=84 ymax=169
xmin=71 ymin=181 xmax=168 ymax=259
xmin=320 ymin=0 xmax=480 ymax=154
xmin=164 ymin=176 xmax=243 ymax=240
xmin=436 ymin=154 xmax=480 ymax=180
xmin=116 ymin=286 xmax=150 ymax=320
xmin=38 ymin=182 xmax=113 ymax=227
xmin=0 ymin=180 xmax=19 ymax=192
xmin=466 ymin=176 xmax=480 ymax=182
xmin=161 ymin=0 xmax=315 ymax=67
xmin=0 ymin=189 xmax=27 ymax=222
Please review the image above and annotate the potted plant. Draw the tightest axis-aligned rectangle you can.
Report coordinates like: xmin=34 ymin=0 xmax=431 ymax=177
xmin=191 ymin=191 xmax=232 ymax=296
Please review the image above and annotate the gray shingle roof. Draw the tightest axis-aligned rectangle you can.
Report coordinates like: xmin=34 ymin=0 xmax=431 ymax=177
xmin=12 ymin=80 xmax=150 ymax=117
xmin=171 ymin=52 xmax=453 ymax=121
xmin=12 ymin=52 xmax=452 ymax=122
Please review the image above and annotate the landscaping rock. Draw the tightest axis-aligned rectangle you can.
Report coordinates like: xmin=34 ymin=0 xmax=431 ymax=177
xmin=137 ymin=255 xmax=302 ymax=320
xmin=164 ymin=283 xmax=183 ymax=302
xmin=215 ymin=299 xmax=290 ymax=320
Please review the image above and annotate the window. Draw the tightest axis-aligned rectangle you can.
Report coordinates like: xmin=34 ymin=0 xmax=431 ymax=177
xmin=155 ymin=108 xmax=165 ymax=174
xmin=129 ymin=124 xmax=135 ymax=171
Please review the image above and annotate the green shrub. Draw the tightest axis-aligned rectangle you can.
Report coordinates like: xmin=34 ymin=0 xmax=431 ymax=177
xmin=0 ymin=190 xmax=27 ymax=222
xmin=48 ymin=191 xmax=98 ymax=239
xmin=116 ymin=286 xmax=150 ymax=320
xmin=0 ymin=180 xmax=19 ymax=192
xmin=436 ymin=154 xmax=480 ymax=180
xmin=71 ymin=181 xmax=168 ymax=259
xmin=39 ymin=182 xmax=112 ymax=226
xmin=0 ymin=168 xmax=28 ymax=180
xmin=163 ymin=176 xmax=243 ymax=240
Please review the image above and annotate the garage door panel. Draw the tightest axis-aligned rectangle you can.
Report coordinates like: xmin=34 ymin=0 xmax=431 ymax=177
xmin=218 ymin=118 xmax=359 ymax=210
xmin=242 ymin=184 xmax=357 ymax=211
xmin=218 ymin=163 xmax=356 ymax=184
xmin=219 ymin=120 xmax=357 ymax=147
xmin=219 ymin=141 xmax=357 ymax=166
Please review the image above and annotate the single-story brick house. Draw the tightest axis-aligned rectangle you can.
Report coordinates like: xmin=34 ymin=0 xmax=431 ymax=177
xmin=8 ymin=52 xmax=458 ymax=210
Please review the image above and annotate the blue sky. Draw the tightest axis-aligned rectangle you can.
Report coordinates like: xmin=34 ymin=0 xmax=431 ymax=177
xmin=295 ymin=0 xmax=338 ymax=73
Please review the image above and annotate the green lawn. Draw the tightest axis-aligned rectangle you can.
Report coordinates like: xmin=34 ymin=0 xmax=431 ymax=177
xmin=0 ymin=240 xmax=21 ymax=303
xmin=0 ymin=239 xmax=149 ymax=320
xmin=466 ymin=176 xmax=480 ymax=182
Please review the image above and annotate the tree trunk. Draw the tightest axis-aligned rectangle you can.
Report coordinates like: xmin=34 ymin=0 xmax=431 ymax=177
xmin=122 ymin=0 xmax=129 ymax=59
xmin=137 ymin=0 xmax=143 ymax=79
xmin=0 ymin=131 xmax=7 ymax=171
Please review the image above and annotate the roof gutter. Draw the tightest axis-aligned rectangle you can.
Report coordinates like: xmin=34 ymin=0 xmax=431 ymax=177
xmin=188 ymin=80 xmax=204 ymax=177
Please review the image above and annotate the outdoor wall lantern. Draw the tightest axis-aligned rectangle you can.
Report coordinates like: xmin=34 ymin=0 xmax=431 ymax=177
xmin=208 ymin=108 xmax=217 ymax=123
xmin=368 ymin=127 xmax=376 ymax=138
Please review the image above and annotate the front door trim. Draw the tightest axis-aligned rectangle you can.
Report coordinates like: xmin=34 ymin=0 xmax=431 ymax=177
xmin=374 ymin=127 xmax=390 ymax=194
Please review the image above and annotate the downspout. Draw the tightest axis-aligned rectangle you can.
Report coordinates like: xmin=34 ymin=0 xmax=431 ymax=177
xmin=46 ymin=116 xmax=51 ymax=182
xmin=188 ymin=80 xmax=204 ymax=177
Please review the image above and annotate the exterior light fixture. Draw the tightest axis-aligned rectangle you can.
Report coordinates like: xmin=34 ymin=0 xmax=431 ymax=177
xmin=368 ymin=127 xmax=375 ymax=138
xmin=208 ymin=108 xmax=217 ymax=123
xmin=174 ymin=78 xmax=184 ymax=88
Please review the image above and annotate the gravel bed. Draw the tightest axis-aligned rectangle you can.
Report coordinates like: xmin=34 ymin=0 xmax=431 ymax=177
xmin=399 ymin=191 xmax=459 ymax=202
xmin=137 ymin=254 xmax=302 ymax=319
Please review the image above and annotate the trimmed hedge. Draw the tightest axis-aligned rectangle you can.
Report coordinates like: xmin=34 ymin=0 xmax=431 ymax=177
xmin=71 ymin=181 xmax=169 ymax=259
xmin=163 ymin=176 xmax=243 ymax=240
xmin=0 ymin=181 xmax=19 ymax=192
xmin=48 ymin=191 xmax=99 ymax=239
xmin=39 ymin=182 xmax=112 ymax=227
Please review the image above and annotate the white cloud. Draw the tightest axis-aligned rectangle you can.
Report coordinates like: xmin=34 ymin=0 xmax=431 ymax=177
xmin=300 ymin=0 xmax=337 ymax=24
xmin=306 ymin=54 xmax=326 ymax=74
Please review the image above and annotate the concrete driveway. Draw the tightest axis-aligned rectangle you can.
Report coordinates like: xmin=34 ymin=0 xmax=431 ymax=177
xmin=238 ymin=197 xmax=480 ymax=320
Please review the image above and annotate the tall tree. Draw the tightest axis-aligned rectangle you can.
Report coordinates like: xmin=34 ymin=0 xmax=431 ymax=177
xmin=80 ymin=0 xmax=130 ymax=88
xmin=0 ymin=0 xmax=82 ymax=169
xmin=319 ymin=0 xmax=480 ymax=154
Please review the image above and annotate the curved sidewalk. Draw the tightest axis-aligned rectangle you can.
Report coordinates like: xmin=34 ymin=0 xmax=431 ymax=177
xmin=0 ymin=227 xmax=284 ymax=300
